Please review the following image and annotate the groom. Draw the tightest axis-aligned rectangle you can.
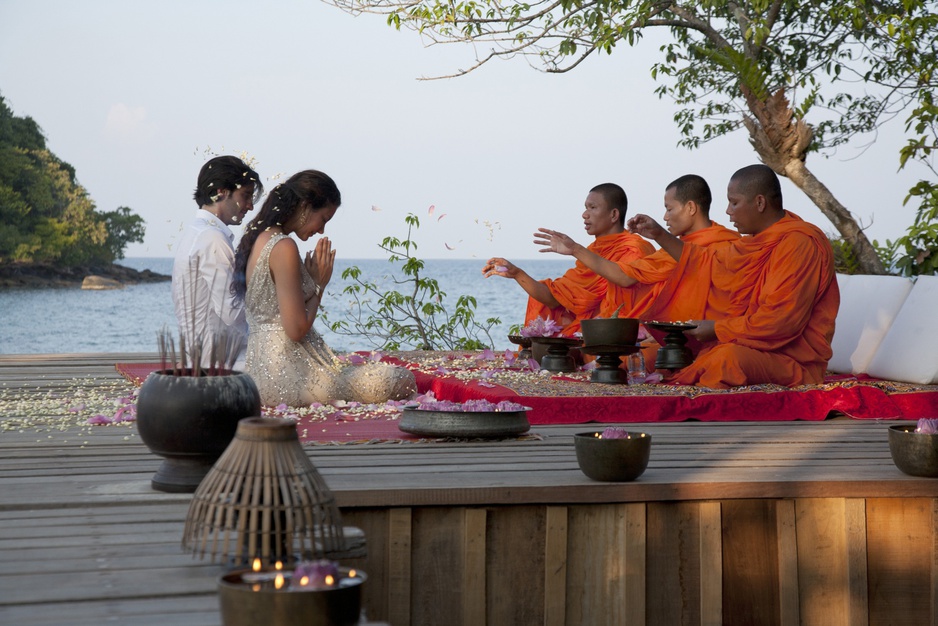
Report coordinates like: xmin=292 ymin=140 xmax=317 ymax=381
xmin=171 ymin=155 xmax=263 ymax=365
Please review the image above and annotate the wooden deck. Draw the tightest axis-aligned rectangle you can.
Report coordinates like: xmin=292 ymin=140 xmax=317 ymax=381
xmin=1 ymin=353 xmax=936 ymax=625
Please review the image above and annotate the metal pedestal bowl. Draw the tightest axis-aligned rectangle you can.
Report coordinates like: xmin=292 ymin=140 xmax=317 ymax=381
xmin=580 ymin=344 xmax=639 ymax=385
xmin=645 ymin=321 xmax=697 ymax=370
xmin=530 ymin=336 xmax=582 ymax=373
xmin=581 ymin=317 xmax=639 ymax=347
xmin=507 ymin=334 xmax=533 ymax=360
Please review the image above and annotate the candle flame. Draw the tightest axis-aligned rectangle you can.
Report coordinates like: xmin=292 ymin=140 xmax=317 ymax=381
xmin=348 ymin=569 xmax=357 ymax=578
xmin=325 ymin=574 xmax=335 ymax=586
xmin=251 ymin=583 xmax=261 ymax=592
xmin=274 ymin=573 xmax=285 ymax=590
xmin=252 ymin=558 xmax=262 ymax=572
xmin=274 ymin=561 xmax=283 ymax=571
xmin=299 ymin=575 xmax=310 ymax=586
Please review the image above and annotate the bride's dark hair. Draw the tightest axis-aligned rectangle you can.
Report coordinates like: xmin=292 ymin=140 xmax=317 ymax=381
xmin=232 ymin=170 xmax=341 ymax=301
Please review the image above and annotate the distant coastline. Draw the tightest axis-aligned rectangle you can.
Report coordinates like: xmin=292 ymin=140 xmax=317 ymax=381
xmin=0 ymin=262 xmax=171 ymax=289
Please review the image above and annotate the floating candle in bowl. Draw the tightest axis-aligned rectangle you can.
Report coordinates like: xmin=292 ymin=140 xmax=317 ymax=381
xmin=217 ymin=559 xmax=367 ymax=626
xmin=574 ymin=430 xmax=651 ymax=482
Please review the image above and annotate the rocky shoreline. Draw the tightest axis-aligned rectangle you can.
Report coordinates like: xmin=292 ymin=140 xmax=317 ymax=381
xmin=0 ymin=262 xmax=170 ymax=289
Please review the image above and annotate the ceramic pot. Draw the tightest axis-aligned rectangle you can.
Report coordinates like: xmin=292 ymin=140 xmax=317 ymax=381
xmin=136 ymin=370 xmax=261 ymax=492
xmin=888 ymin=425 xmax=938 ymax=478
xmin=574 ymin=431 xmax=651 ymax=481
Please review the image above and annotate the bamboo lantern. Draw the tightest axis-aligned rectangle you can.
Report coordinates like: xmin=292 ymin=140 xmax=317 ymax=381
xmin=182 ymin=417 xmax=348 ymax=565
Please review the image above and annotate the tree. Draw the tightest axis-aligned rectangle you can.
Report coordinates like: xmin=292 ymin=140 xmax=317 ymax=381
xmin=324 ymin=213 xmax=500 ymax=350
xmin=98 ymin=207 xmax=146 ymax=263
xmin=0 ymin=93 xmax=146 ymax=265
xmin=885 ymin=9 xmax=938 ymax=276
xmin=329 ymin=0 xmax=938 ymax=274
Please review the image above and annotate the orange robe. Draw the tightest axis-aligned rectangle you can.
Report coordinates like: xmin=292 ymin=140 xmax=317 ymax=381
xmin=669 ymin=212 xmax=840 ymax=389
xmin=616 ymin=222 xmax=740 ymax=322
xmin=525 ymin=231 xmax=654 ymax=335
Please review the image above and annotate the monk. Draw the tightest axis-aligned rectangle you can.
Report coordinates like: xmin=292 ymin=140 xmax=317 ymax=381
xmin=535 ymin=174 xmax=739 ymax=322
xmin=482 ymin=183 xmax=654 ymax=335
xmin=627 ymin=164 xmax=840 ymax=389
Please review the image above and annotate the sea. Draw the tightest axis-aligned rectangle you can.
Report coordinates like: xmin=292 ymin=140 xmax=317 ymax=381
xmin=0 ymin=257 xmax=574 ymax=355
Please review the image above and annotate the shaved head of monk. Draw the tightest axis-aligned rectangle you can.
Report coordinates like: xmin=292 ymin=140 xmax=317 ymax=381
xmin=663 ymin=174 xmax=712 ymax=237
xmin=726 ymin=164 xmax=785 ymax=235
xmin=588 ymin=183 xmax=628 ymax=228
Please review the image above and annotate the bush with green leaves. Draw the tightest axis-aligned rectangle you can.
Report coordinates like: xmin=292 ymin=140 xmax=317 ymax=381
xmin=323 ymin=213 xmax=500 ymax=351
xmin=878 ymin=182 xmax=938 ymax=277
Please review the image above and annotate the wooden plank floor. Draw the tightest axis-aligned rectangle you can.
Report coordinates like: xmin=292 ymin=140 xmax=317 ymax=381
xmin=0 ymin=353 xmax=932 ymax=625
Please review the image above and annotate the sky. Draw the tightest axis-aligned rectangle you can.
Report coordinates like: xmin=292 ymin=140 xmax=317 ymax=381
xmin=0 ymin=0 xmax=926 ymax=261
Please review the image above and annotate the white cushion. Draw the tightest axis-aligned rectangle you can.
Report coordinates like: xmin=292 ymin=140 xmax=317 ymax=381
xmin=866 ymin=275 xmax=938 ymax=384
xmin=828 ymin=274 xmax=913 ymax=375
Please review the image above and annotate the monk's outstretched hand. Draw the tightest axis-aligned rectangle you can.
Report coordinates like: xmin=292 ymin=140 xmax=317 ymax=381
xmin=685 ymin=320 xmax=716 ymax=342
xmin=305 ymin=236 xmax=336 ymax=288
xmin=534 ymin=228 xmax=578 ymax=256
xmin=482 ymin=257 xmax=518 ymax=279
xmin=627 ymin=214 xmax=666 ymax=240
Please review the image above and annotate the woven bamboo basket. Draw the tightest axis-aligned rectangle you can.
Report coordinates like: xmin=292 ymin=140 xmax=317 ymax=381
xmin=182 ymin=417 xmax=347 ymax=565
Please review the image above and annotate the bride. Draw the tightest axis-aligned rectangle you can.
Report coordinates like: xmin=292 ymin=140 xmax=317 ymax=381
xmin=232 ymin=170 xmax=416 ymax=406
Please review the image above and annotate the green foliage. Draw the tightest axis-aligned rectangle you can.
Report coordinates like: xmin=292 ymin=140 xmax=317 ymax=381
xmin=99 ymin=206 xmax=146 ymax=262
xmin=339 ymin=0 xmax=929 ymax=154
xmin=829 ymin=237 xmax=863 ymax=275
xmin=0 ymin=93 xmax=146 ymax=265
xmin=322 ymin=213 xmax=501 ymax=351
xmin=831 ymin=236 xmax=910 ymax=276
xmin=886 ymin=182 xmax=938 ymax=277
xmin=883 ymin=5 xmax=938 ymax=276
xmin=328 ymin=0 xmax=938 ymax=277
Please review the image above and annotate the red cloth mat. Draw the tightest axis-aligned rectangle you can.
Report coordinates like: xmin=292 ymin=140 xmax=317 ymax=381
xmin=115 ymin=362 xmax=163 ymax=385
xmin=115 ymin=357 xmax=938 ymax=427
xmin=381 ymin=354 xmax=937 ymax=424
xmin=112 ymin=361 xmax=540 ymax=444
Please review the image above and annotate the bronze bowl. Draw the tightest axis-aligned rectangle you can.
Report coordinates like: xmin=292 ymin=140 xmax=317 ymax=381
xmin=580 ymin=317 xmax=639 ymax=347
xmin=888 ymin=425 xmax=938 ymax=478
xmin=574 ymin=431 xmax=651 ymax=482
xmin=218 ymin=566 xmax=365 ymax=626
xmin=507 ymin=334 xmax=533 ymax=360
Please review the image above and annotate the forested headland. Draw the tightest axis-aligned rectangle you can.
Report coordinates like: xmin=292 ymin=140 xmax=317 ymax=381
xmin=0 ymin=93 xmax=165 ymax=288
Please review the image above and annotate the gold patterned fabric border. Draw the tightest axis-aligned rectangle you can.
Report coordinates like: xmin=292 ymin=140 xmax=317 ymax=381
xmin=391 ymin=350 xmax=938 ymax=399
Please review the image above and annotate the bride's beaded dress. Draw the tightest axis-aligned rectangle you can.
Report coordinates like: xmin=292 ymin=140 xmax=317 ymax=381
xmin=244 ymin=233 xmax=416 ymax=406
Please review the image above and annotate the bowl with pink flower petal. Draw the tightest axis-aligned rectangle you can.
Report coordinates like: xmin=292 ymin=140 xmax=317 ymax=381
xmin=888 ymin=418 xmax=938 ymax=478
xmin=574 ymin=427 xmax=651 ymax=481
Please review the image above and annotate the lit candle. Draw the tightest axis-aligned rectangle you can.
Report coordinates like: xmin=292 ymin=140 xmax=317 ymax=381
xmin=290 ymin=559 xmax=341 ymax=590
xmin=241 ymin=559 xmax=287 ymax=585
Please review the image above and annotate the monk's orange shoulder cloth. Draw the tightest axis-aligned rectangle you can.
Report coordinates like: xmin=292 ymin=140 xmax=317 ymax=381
xmin=621 ymin=222 xmax=739 ymax=321
xmin=673 ymin=212 xmax=840 ymax=385
xmin=526 ymin=231 xmax=653 ymax=334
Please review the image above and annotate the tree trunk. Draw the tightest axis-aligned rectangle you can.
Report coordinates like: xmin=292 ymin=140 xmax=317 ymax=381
xmin=740 ymin=87 xmax=887 ymax=275
xmin=781 ymin=160 xmax=887 ymax=275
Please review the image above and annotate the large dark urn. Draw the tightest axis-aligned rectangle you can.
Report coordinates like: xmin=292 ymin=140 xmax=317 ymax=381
xmin=136 ymin=370 xmax=261 ymax=493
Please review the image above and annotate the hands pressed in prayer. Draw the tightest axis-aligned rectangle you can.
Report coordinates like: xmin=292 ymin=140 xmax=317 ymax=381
xmin=481 ymin=257 xmax=519 ymax=278
xmin=304 ymin=236 xmax=336 ymax=289
xmin=534 ymin=228 xmax=579 ymax=256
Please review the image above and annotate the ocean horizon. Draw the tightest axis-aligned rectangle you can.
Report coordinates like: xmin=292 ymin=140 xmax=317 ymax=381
xmin=0 ymin=256 xmax=574 ymax=355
